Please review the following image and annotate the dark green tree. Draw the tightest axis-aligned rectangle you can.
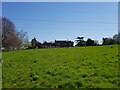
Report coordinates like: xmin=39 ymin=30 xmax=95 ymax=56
xmin=86 ymin=38 xmax=94 ymax=46
xmin=102 ymin=38 xmax=115 ymax=45
xmin=75 ymin=36 xmax=86 ymax=46
xmin=31 ymin=37 xmax=37 ymax=48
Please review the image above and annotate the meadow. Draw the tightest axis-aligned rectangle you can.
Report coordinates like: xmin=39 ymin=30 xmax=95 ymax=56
xmin=2 ymin=45 xmax=119 ymax=88
xmin=0 ymin=63 xmax=2 ymax=89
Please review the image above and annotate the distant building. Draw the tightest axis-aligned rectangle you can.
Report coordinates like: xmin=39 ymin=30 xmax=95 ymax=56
xmin=55 ymin=40 xmax=74 ymax=47
xmin=43 ymin=41 xmax=54 ymax=48
xmin=30 ymin=38 xmax=74 ymax=49
xmin=36 ymin=42 xmax=44 ymax=48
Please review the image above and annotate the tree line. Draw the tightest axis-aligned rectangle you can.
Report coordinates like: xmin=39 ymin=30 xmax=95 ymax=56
xmin=1 ymin=17 xmax=120 ymax=51
xmin=75 ymin=34 xmax=120 ymax=46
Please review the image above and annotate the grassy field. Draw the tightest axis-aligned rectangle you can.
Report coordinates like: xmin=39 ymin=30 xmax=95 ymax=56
xmin=0 ymin=63 xmax=2 ymax=89
xmin=2 ymin=45 xmax=119 ymax=88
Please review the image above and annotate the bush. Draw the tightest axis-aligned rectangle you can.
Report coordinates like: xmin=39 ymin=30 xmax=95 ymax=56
xmin=28 ymin=46 xmax=35 ymax=49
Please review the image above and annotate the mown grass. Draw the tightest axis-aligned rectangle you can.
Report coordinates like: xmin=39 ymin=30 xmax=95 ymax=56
xmin=2 ymin=45 xmax=119 ymax=88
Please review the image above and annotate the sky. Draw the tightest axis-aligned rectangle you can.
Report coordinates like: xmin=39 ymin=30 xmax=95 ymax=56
xmin=2 ymin=0 xmax=120 ymax=2
xmin=2 ymin=2 xmax=118 ymax=44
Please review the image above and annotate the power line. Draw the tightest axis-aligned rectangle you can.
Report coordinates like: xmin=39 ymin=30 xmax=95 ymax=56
xmin=10 ymin=18 xmax=118 ymax=24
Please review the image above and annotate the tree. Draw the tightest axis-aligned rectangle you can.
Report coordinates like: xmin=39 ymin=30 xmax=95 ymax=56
xmin=17 ymin=29 xmax=29 ymax=48
xmin=1 ymin=17 xmax=15 ymax=42
xmin=94 ymin=40 xmax=99 ymax=46
xmin=0 ymin=21 xmax=2 ymax=51
xmin=86 ymin=38 xmax=94 ymax=46
xmin=75 ymin=36 xmax=86 ymax=46
xmin=113 ymin=34 xmax=120 ymax=44
xmin=1 ymin=17 xmax=21 ymax=51
xmin=76 ymin=37 xmax=84 ymax=40
xmin=43 ymin=41 xmax=47 ymax=48
xmin=102 ymin=38 xmax=115 ymax=45
xmin=102 ymin=38 xmax=107 ymax=45
xmin=31 ymin=37 xmax=37 ymax=48
xmin=4 ymin=34 xmax=21 ymax=49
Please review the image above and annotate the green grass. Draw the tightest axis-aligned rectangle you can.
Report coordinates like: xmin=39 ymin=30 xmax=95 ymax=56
xmin=2 ymin=45 xmax=119 ymax=88
xmin=0 ymin=63 xmax=2 ymax=89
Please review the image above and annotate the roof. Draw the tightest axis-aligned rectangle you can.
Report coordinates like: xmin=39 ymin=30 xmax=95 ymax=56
xmin=55 ymin=40 xmax=73 ymax=43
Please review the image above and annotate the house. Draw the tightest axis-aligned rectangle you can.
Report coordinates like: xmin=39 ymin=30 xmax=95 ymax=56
xmin=36 ymin=42 xmax=44 ymax=48
xmin=43 ymin=41 xmax=55 ymax=48
xmin=31 ymin=38 xmax=74 ymax=49
xmin=55 ymin=40 xmax=74 ymax=47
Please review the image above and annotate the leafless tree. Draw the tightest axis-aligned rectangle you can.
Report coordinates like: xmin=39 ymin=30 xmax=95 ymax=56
xmin=1 ymin=17 xmax=21 ymax=51
xmin=17 ymin=29 xmax=29 ymax=48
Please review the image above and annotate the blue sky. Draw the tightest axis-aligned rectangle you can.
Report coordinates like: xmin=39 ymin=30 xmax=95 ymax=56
xmin=2 ymin=2 xmax=118 ymax=44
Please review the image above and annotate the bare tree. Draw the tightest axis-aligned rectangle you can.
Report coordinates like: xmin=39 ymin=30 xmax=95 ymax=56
xmin=17 ymin=29 xmax=29 ymax=49
xmin=2 ymin=18 xmax=15 ymax=41
xmin=1 ymin=17 xmax=21 ymax=51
